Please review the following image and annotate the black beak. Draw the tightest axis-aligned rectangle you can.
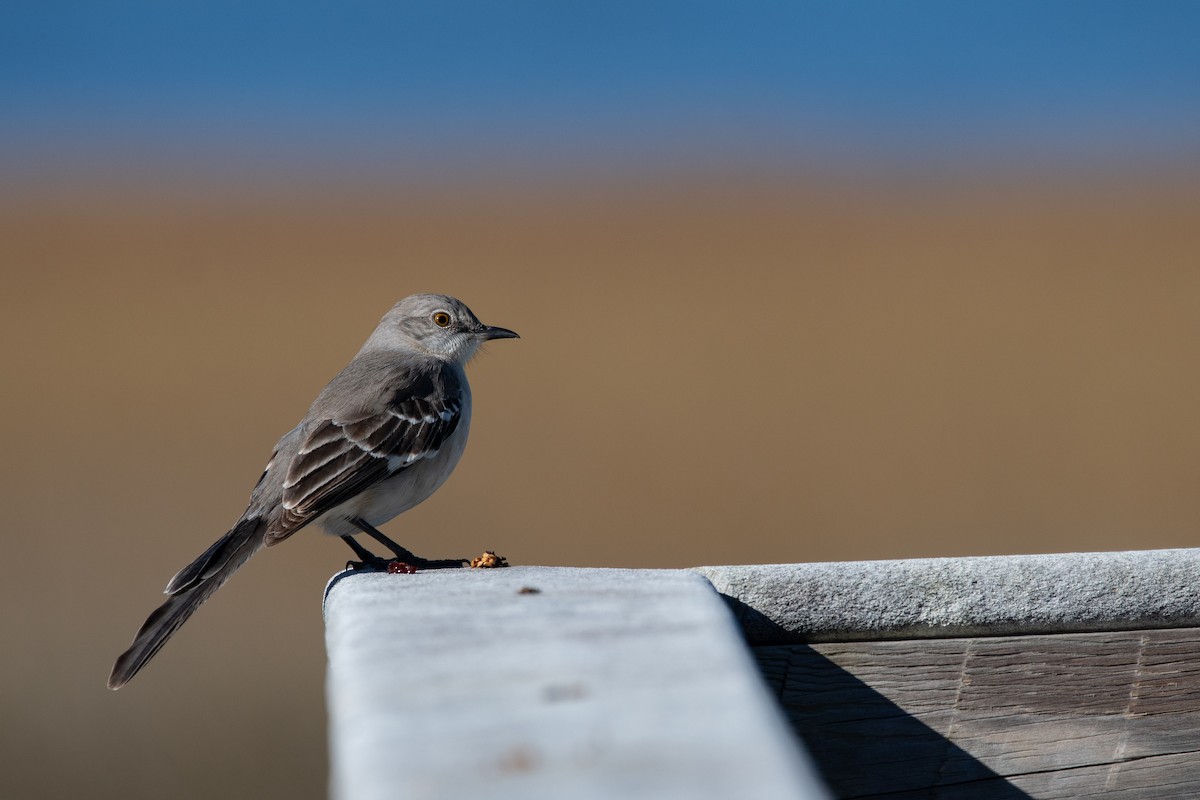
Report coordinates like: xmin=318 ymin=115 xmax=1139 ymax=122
xmin=482 ymin=325 xmax=520 ymax=341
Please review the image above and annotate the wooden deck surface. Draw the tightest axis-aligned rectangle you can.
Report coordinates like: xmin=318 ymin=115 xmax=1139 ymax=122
xmin=755 ymin=627 xmax=1200 ymax=799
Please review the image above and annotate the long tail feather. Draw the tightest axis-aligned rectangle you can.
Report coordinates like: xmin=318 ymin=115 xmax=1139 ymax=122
xmin=108 ymin=518 xmax=266 ymax=690
xmin=164 ymin=524 xmax=244 ymax=595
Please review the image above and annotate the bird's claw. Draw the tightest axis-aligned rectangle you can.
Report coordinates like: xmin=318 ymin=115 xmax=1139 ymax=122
xmin=344 ymin=556 xmax=465 ymax=573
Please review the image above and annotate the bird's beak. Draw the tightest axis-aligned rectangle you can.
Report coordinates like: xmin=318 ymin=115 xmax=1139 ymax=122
xmin=482 ymin=325 xmax=520 ymax=341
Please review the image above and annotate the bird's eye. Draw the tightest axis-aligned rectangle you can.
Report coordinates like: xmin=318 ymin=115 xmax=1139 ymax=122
xmin=432 ymin=311 xmax=452 ymax=328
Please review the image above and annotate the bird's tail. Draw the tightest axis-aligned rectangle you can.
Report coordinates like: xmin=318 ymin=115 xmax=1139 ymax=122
xmin=108 ymin=517 xmax=266 ymax=690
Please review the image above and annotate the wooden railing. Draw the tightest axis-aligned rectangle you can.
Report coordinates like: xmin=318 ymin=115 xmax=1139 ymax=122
xmin=325 ymin=549 xmax=1200 ymax=799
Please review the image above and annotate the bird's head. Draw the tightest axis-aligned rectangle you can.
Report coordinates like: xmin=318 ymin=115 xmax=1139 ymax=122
xmin=368 ymin=293 xmax=519 ymax=363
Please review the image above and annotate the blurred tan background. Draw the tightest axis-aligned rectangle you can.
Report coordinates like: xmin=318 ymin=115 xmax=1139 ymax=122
xmin=5 ymin=4 xmax=1200 ymax=796
xmin=2 ymin=172 xmax=1199 ymax=797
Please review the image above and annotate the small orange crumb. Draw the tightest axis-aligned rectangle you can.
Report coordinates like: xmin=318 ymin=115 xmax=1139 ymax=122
xmin=469 ymin=550 xmax=510 ymax=569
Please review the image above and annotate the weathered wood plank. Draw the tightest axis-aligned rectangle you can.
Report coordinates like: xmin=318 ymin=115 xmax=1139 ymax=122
xmin=865 ymin=752 xmax=1200 ymax=800
xmin=1008 ymin=752 xmax=1200 ymax=799
xmin=755 ymin=627 xmax=1200 ymax=799
xmin=325 ymin=567 xmax=831 ymax=800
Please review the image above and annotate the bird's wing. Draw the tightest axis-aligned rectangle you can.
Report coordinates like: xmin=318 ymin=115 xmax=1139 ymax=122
xmin=268 ymin=363 xmax=464 ymax=542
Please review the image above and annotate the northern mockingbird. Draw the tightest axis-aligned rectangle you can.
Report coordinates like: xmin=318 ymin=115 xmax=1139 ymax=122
xmin=109 ymin=293 xmax=519 ymax=689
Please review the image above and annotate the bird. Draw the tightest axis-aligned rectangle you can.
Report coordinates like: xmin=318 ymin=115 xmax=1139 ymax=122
xmin=108 ymin=293 xmax=519 ymax=689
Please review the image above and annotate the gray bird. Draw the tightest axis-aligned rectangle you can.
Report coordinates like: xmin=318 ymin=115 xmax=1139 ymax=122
xmin=109 ymin=294 xmax=519 ymax=689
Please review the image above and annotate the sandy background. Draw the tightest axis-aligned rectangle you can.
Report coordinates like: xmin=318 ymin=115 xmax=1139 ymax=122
xmin=3 ymin=172 xmax=1199 ymax=797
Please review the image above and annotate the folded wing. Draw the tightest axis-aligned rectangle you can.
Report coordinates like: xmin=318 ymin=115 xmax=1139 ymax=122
xmin=270 ymin=365 xmax=464 ymax=542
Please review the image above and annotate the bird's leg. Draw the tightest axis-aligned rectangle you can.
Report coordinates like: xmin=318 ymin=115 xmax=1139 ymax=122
xmin=340 ymin=535 xmax=393 ymax=571
xmin=348 ymin=518 xmax=467 ymax=570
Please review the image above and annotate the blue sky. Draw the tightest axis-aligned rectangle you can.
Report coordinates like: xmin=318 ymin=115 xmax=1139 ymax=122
xmin=4 ymin=1 xmax=1199 ymax=175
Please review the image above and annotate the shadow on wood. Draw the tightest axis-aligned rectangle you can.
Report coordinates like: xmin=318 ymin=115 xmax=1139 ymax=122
xmin=754 ymin=628 xmax=1200 ymax=799
xmin=755 ymin=643 xmax=1032 ymax=799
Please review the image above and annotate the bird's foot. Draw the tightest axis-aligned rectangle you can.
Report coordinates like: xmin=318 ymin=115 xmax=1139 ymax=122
xmin=340 ymin=532 xmax=466 ymax=572
xmin=344 ymin=555 xmax=467 ymax=573
xmin=407 ymin=556 xmax=470 ymax=570
xmin=344 ymin=553 xmax=394 ymax=572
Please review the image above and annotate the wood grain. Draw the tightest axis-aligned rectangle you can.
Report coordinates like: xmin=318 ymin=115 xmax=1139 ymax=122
xmin=755 ymin=627 xmax=1200 ymax=798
